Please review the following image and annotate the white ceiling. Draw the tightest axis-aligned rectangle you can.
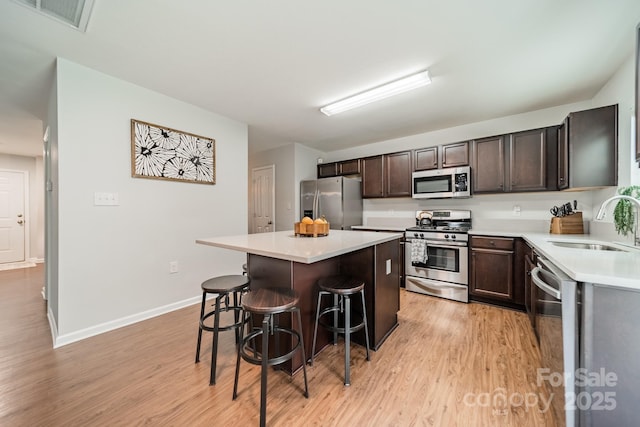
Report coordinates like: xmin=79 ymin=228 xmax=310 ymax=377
xmin=1 ymin=1 xmax=640 ymax=158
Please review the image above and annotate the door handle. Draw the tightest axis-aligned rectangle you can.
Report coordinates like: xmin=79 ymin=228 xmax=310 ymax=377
xmin=267 ymin=221 xmax=272 ymax=225
xmin=17 ymin=220 xmax=24 ymax=225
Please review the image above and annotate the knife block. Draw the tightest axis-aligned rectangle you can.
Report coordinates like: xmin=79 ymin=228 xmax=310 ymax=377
xmin=550 ymin=212 xmax=584 ymax=234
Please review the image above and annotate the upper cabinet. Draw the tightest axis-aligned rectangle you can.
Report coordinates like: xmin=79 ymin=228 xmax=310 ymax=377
xmin=472 ymin=135 xmax=506 ymax=193
xmin=413 ymin=141 xmax=469 ymax=172
xmin=362 ymin=151 xmax=412 ymax=198
xmin=558 ymin=104 xmax=618 ymax=190
xmin=317 ymin=159 xmax=361 ymax=178
xmin=413 ymin=147 xmax=438 ymax=171
xmin=509 ymin=129 xmax=546 ymax=192
xmin=472 ymin=127 xmax=557 ymax=194
xmin=317 ymin=162 xmax=338 ymax=178
xmin=441 ymin=141 xmax=469 ymax=168
xmin=385 ymin=151 xmax=412 ymax=197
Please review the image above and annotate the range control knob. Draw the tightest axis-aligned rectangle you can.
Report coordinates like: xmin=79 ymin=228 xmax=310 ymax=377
xmin=444 ymin=234 xmax=450 ymax=239
xmin=451 ymin=234 xmax=457 ymax=239
xmin=419 ymin=233 xmax=424 ymax=239
xmin=414 ymin=233 xmax=419 ymax=238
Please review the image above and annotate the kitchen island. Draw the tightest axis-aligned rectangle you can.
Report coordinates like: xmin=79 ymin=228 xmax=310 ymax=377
xmin=196 ymin=229 xmax=402 ymax=373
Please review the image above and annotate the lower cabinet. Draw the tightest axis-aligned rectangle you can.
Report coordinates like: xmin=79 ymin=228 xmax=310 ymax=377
xmin=469 ymin=235 xmax=527 ymax=310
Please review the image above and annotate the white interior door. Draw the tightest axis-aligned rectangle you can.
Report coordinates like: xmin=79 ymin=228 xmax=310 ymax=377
xmin=251 ymin=165 xmax=275 ymax=233
xmin=0 ymin=170 xmax=26 ymax=263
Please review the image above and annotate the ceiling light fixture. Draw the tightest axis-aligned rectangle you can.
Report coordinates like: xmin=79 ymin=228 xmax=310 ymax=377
xmin=320 ymin=70 xmax=431 ymax=116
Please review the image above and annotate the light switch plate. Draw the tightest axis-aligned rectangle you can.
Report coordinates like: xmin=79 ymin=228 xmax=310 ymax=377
xmin=386 ymin=259 xmax=391 ymax=275
xmin=94 ymin=192 xmax=120 ymax=206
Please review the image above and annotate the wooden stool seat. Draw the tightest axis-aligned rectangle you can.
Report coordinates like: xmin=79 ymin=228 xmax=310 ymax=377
xmin=195 ymin=274 xmax=250 ymax=385
xmin=317 ymin=276 xmax=365 ymax=295
xmin=241 ymin=287 xmax=299 ymax=314
xmin=233 ymin=287 xmax=309 ymax=427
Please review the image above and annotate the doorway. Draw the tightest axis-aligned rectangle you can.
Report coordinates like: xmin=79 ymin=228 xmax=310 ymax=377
xmin=251 ymin=165 xmax=275 ymax=233
xmin=0 ymin=169 xmax=28 ymax=264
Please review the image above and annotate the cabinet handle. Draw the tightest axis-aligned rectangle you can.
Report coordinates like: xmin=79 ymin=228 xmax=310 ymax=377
xmin=559 ymin=177 xmax=565 ymax=182
xmin=489 ymin=241 xmax=495 ymax=246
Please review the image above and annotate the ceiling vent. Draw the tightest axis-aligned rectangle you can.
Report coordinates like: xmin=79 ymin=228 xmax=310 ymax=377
xmin=13 ymin=0 xmax=95 ymax=32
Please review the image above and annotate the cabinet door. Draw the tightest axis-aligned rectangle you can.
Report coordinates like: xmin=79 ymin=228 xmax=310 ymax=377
xmin=362 ymin=155 xmax=384 ymax=198
xmin=385 ymin=151 xmax=412 ymax=197
xmin=567 ymin=104 xmax=618 ymax=188
xmin=441 ymin=141 xmax=469 ymax=168
xmin=470 ymin=248 xmax=514 ymax=301
xmin=317 ymin=162 xmax=337 ymax=178
xmin=557 ymin=121 xmax=569 ymax=190
xmin=472 ymin=136 xmax=505 ymax=193
xmin=413 ymin=147 xmax=438 ymax=171
xmin=508 ymin=129 xmax=546 ymax=192
xmin=339 ymin=159 xmax=360 ymax=175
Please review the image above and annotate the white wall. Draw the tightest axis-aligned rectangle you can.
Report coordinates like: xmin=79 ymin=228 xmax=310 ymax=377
xmin=248 ymin=142 xmax=325 ymax=231
xmin=54 ymin=58 xmax=248 ymax=344
xmin=248 ymin=144 xmax=295 ymax=231
xmin=0 ymin=154 xmax=45 ymax=262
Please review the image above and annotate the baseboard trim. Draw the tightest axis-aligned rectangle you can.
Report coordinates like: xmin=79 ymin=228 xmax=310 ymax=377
xmin=53 ymin=296 xmax=201 ymax=348
xmin=30 ymin=257 xmax=45 ymax=264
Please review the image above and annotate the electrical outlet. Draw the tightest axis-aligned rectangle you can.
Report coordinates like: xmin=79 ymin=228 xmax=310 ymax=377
xmin=169 ymin=261 xmax=178 ymax=274
xmin=513 ymin=205 xmax=521 ymax=216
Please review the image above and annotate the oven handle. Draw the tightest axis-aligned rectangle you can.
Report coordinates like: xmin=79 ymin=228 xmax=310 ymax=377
xmin=406 ymin=239 xmax=467 ymax=248
xmin=531 ymin=266 xmax=562 ymax=299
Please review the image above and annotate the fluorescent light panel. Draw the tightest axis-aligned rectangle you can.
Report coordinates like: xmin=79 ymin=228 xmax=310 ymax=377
xmin=320 ymin=70 xmax=431 ymax=116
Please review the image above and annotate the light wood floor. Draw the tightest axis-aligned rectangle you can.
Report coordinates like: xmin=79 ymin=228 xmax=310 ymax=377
xmin=0 ymin=265 xmax=556 ymax=426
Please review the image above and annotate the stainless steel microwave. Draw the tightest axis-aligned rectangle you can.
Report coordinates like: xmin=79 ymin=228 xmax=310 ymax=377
xmin=412 ymin=166 xmax=471 ymax=199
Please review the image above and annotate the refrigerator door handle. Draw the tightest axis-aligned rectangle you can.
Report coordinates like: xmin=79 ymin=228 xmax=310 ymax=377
xmin=313 ymin=189 xmax=319 ymax=219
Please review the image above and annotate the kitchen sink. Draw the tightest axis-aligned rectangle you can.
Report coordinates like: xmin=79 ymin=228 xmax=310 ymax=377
xmin=550 ymin=241 xmax=626 ymax=251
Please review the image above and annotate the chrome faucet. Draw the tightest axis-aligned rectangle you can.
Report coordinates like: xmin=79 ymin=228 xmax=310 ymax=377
xmin=596 ymin=195 xmax=640 ymax=246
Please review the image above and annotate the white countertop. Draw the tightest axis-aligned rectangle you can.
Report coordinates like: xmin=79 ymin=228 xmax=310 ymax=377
xmin=196 ymin=229 xmax=403 ymax=264
xmin=351 ymin=225 xmax=408 ymax=232
xmin=472 ymin=230 xmax=640 ymax=290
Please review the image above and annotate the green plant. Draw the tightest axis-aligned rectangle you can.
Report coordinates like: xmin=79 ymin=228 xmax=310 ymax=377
xmin=613 ymin=185 xmax=640 ymax=236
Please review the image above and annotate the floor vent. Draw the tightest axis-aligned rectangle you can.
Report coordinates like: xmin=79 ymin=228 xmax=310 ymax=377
xmin=13 ymin=0 xmax=95 ymax=32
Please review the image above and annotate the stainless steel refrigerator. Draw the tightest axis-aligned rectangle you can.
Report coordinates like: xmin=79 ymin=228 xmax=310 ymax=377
xmin=300 ymin=177 xmax=363 ymax=230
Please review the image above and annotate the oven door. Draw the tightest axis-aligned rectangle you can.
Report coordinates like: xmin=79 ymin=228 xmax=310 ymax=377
xmin=404 ymin=239 xmax=468 ymax=285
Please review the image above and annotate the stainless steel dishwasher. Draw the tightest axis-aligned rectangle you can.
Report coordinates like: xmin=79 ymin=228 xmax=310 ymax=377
xmin=531 ymin=254 xmax=578 ymax=427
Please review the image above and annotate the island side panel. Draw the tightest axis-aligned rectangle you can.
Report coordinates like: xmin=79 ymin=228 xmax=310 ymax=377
xmin=291 ymin=258 xmax=340 ymax=368
xmin=339 ymin=238 xmax=401 ymax=350
xmin=247 ymin=253 xmax=340 ymax=374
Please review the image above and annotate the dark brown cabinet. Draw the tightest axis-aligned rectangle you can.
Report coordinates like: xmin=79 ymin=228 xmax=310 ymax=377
xmin=317 ymin=162 xmax=338 ymax=178
xmin=385 ymin=151 xmax=412 ymax=197
xmin=472 ymin=135 xmax=506 ymax=193
xmin=339 ymin=158 xmax=360 ymax=175
xmin=557 ymin=104 xmax=618 ymax=189
xmin=441 ymin=141 xmax=469 ymax=168
xmin=472 ymin=127 xmax=557 ymax=194
xmin=413 ymin=141 xmax=469 ymax=172
xmin=362 ymin=155 xmax=384 ymax=198
xmin=317 ymin=159 xmax=361 ymax=178
xmin=362 ymin=151 xmax=412 ymax=198
xmin=470 ymin=236 xmax=514 ymax=301
xmin=413 ymin=147 xmax=438 ymax=171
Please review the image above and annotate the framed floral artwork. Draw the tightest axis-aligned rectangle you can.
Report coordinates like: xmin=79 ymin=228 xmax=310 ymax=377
xmin=131 ymin=119 xmax=215 ymax=185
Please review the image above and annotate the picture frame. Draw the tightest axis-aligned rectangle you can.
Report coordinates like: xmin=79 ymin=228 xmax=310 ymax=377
xmin=131 ymin=119 xmax=216 ymax=185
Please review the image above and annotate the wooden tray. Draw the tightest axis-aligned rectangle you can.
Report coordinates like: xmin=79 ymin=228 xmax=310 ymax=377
xmin=550 ymin=212 xmax=584 ymax=234
xmin=294 ymin=222 xmax=330 ymax=237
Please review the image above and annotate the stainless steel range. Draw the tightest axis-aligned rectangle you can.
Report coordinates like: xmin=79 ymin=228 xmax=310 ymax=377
xmin=404 ymin=209 xmax=471 ymax=303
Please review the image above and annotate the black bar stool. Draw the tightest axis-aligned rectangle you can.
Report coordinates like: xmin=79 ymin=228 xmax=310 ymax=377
xmin=233 ymin=287 xmax=309 ymax=427
xmin=311 ymin=275 xmax=370 ymax=386
xmin=195 ymin=274 xmax=250 ymax=385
